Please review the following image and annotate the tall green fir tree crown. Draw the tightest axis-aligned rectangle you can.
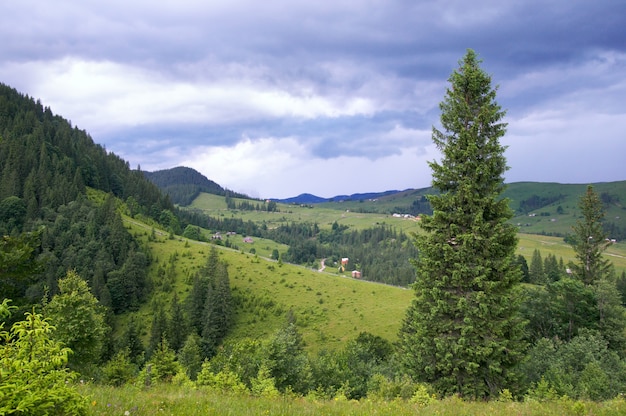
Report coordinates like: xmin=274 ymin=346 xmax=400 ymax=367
xmin=399 ymin=49 xmax=526 ymax=399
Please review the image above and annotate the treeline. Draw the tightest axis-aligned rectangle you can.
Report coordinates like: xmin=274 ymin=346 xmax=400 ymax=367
xmin=262 ymin=221 xmax=417 ymax=286
xmin=393 ymin=194 xmax=433 ymax=216
xmin=518 ymin=194 xmax=564 ymax=213
xmin=225 ymin=195 xmax=278 ymax=212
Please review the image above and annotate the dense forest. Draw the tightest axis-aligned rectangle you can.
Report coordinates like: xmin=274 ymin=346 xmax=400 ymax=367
xmin=0 ymin=83 xmax=178 ymax=312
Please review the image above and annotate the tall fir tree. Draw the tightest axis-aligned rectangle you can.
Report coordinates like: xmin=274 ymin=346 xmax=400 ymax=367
xmin=529 ymin=249 xmax=545 ymax=284
xmin=569 ymin=185 xmax=613 ymax=285
xmin=398 ymin=50 xmax=525 ymax=399
xmin=167 ymin=293 xmax=187 ymax=353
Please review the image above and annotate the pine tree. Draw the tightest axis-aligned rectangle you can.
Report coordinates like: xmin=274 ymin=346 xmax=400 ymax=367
xmin=398 ymin=50 xmax=525 ymax=399
xmin=529 ymin=249 xmax=545 ymax=284
xmin=167 ymin=293 xmax=187 ymax=352
xmin=147 ymin=301 xmax=168 ymax=358
xmin=569 ymin=185 xmax=612 ymax=285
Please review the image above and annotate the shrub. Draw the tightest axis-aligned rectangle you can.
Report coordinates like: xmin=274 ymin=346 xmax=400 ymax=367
xmin=0 ymin=300 xmax=88 ymax=415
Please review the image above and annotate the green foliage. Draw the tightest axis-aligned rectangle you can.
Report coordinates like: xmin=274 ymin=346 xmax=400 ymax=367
xmin=265 ymin=317 xmax=311 ymax=394
xmin=0 ymin=230 xmax=41 ymax=302
xmin=570 ymin=186 xmax=613 ymax=285
xmin=44 ymin=269 xmax=108 ymax=373
xmin=118 ymin=315 xmax=145 ymax=365
xmin=178 ymin=333 xmax=203 ymax=381
xmin=250 ymin=364 xmax=280 ymax=397
xmin=0 ymin=300 xmax=88 ymax=415
xmin=196 ymin=362 xmax=247 ymax=393
xmin=182 ymin=224 xmax=204 ymax=241
xmin=367 ymin=373 xmax=422 ymax=401
xmin=141 ymin=339 xmax=181 ymax=385
xmin=399 ymin=50 xmax=525 ymax=399
xmin=529 ymin=248 xmax=545 ymax=284
xmin=101 ymin=348 xmax=138 ymax=386
xmin=204 ymin=338 xmax=265 ymax=389
xmin=520 ymin=330 xmax=626 ymax=400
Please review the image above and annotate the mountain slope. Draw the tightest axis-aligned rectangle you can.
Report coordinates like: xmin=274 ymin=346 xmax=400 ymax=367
xmin=144 ymin=166 xmax=249 ymax=205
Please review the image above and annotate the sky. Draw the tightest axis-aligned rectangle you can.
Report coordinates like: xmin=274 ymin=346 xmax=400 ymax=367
xmin=1 ymin=1 xmax=625 ymax=199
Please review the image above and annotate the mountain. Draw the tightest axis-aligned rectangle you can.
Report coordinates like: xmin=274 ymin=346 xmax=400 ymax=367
xmin=275 ymin=193 xmax=329 ymax=204
xmin=144 ymin=166 xmax=248 ymax=205
xmin=273 ymin=189 xmax=405 ymax=204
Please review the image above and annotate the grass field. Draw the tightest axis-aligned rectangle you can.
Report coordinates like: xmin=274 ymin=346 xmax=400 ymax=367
xmin=189 ymin=193 xmax=422 ymax=234
xmin=79 ymin=383 xmax=626 ymax=416
xmin=187 ymin=192 xmax=626 ymax=276
xmin=125 ymin=217 xmax=413 ymax=352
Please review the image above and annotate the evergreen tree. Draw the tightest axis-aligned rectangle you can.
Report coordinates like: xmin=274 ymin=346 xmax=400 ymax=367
xmin=544 ymin=254 xmax=561 ymax=283
xmin=529 ymin=249 xmax=545 ymax=284
xmin=178 ymin=333 xmax=203 ymax=381
xmin=515 ymin=254 xmax=530 ymax=283
xmin=118 ymin=315 xmax=145 ymax=365
xmin=0 ymin=300 xmax=88 ymax=415
xmin=265 ymin=313 xmax=311 ymax=394
xmin=186 ymin=274 xmax=207 ymax=335
xmin=569 ymin=185 xmax=613 ymax=285
xmin=147 ymin=301 xmax=168 ymax=358
xmin=398 ymin=50 xmax=525 ymax=399
xmin=167 ymin=293 xmax=187 ymax=352
xmin=616 ymin=271 xmax=626 ymax=306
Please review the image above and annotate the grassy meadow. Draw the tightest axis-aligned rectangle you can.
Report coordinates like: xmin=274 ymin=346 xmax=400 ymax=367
xmin=189 ymin=193 xmax=422 ymax=234
xmin=187 ymin=191 xmax=626 ymax=276
xmin=125 ymin=217 xmax=413 ymax=352
xmin=79 ymin=383 xmax=626 ymax=416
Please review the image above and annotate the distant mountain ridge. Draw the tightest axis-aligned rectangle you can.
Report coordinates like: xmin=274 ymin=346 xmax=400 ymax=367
xmin=274 ymin=189 xmax=407 ymax=204
xmin=144 ymin=166 xmax=249 ymax=206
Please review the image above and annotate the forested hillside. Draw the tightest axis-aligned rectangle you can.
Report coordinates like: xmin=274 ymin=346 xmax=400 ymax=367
xmin=0 ymin=82 xmax=174 ymax=311
xmin=144 ymin=166 xmax=248 ymax=206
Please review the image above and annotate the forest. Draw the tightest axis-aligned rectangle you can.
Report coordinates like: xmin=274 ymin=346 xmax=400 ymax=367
xmin=2 ymin=50 xmax=626 ymax=416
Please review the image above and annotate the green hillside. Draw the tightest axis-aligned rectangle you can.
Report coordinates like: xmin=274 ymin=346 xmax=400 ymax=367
xmin=125 ymin=216 xmax=413 ymax=353
xmin=186 ymin=188 xmax=626 ymax=276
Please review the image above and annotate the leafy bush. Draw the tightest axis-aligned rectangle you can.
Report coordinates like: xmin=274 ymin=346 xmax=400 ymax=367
xmin=0 ymin=299 xmax=88 ymax=415
xmin=101 ymin=348 xmax=138 ymax=386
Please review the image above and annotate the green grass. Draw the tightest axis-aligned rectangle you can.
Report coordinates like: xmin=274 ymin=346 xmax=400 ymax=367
xmin=124 ymin=217 xmax=413 ymax=353
xmin=189 ymin=193 xmax=422 ymax=234
xmin=517 ymin=233 xmax=626 ymax=275
xmin=79 ymin=383 xmax=626 ymax=416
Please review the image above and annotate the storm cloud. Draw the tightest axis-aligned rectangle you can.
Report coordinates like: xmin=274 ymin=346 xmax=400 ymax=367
xmin=1 ymin=0 xmax=625 ymax=198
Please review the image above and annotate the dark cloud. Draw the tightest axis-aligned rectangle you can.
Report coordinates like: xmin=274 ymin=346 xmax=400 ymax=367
xmin=1 ymin=0 xmax=624 ymax=197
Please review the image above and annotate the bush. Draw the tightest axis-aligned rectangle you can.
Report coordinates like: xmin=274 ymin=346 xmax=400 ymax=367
xmin=0 ymin=300 xmax=88 ymax=415
xmin=101 ymin=349 xmax=138 ymax=386
xmin=196 ymin=362 xmax=248 ymax=393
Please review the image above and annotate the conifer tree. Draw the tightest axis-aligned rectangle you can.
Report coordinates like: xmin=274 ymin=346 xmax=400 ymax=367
xmin=398 ymin=49 xmax=525 ymax=399
xmin=167 ymin=293 xmax=187 ymax=352
xmin=529 ymin=249 xmax=545 ymax=284
xmin=570 ymin=185 xmax=612 ymax=285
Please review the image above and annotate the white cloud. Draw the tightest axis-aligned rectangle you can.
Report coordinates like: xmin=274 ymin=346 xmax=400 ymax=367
xmin=179 ymin=131 xmax=435 ymax=199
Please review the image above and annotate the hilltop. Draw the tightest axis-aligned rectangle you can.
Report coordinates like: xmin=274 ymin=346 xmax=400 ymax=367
xmin=144 ymin=166 xmax=249 ymax=205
